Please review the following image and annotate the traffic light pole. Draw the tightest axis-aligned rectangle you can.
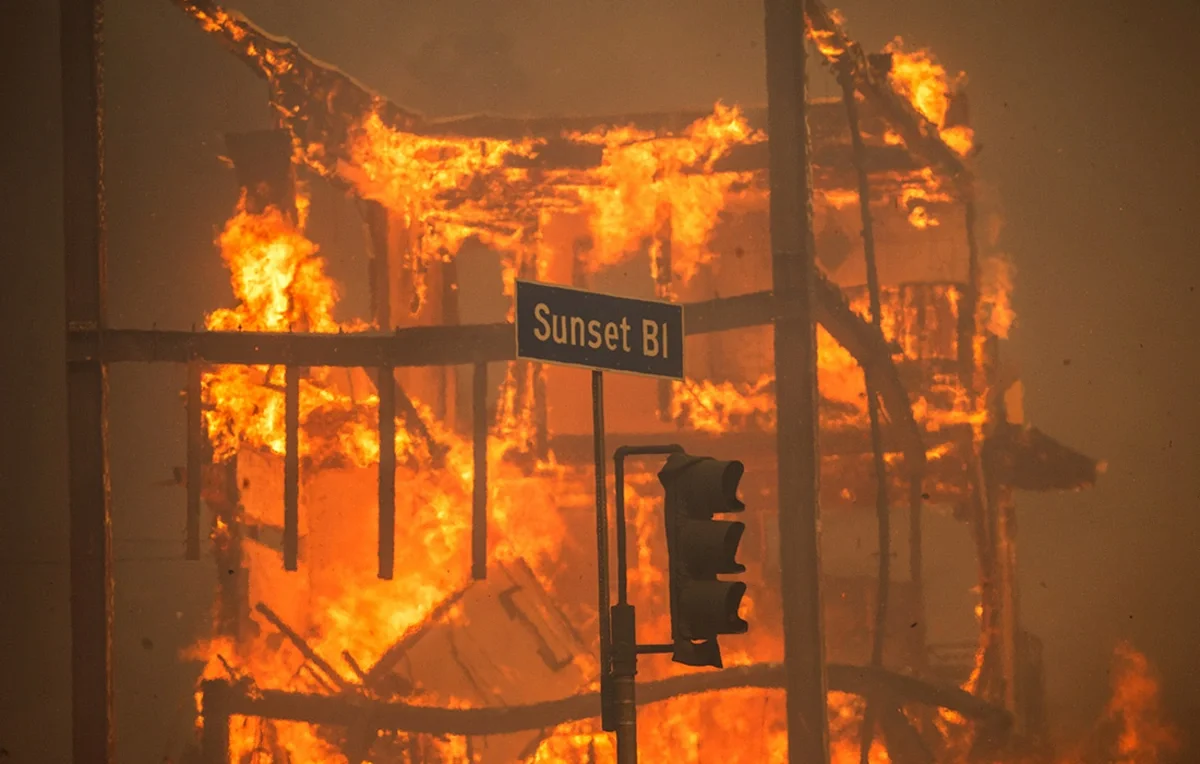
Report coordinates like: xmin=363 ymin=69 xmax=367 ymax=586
xmin=593 ymin=371 xmax=615 ymax=736
xmin=611 ymin=444 xmax=686 ymax=764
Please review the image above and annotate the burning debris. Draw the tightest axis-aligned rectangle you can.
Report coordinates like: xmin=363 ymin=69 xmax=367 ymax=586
xmin=89 ymin=1 xmax=1171 ymax=763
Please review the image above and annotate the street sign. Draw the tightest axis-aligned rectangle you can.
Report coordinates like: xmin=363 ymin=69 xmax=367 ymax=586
xmin=515 ymin=280 xmax=684 ymax=379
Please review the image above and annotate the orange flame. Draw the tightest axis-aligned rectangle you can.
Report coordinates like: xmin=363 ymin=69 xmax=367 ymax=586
xmin=571 ymin=103 xmax=761 ymax=284
xmin=1081 ymin=643 xmax=1181 ymax=764
xmin=884 ymin=37 xmax=974 ymax=156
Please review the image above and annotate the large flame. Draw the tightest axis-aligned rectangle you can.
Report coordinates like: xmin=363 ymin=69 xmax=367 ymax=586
xmin=884 ymin=37 xmax=975 ymax=157
xmin=175 ymin=6 xmax=1059 ymax=763
xmin=571 ymin=103 xmax=760 ymax=284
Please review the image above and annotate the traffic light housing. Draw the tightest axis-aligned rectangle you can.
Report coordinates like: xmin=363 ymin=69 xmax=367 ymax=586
xmin=657 ymin=452 xmax=748 ymax=668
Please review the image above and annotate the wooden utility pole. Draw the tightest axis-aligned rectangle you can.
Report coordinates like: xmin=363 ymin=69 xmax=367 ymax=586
xmin=62 ymin=0 xmax=115 ymax=761
xmin=762 ymin=1 xmax=831 ymax=762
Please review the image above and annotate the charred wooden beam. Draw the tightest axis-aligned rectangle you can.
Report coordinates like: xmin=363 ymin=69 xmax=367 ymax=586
xmin=548 ymin=424 xmax=971 ymax=465
xmin=499 ymin=139 xmax=917 ymax=181
xmin=72 ymin=306 xmax=926 ymax=475
xmin=390 ymin=375 xmax=447 ymax=468
xmin=254 ymin=603 xmax=351 ymax=693
xmin=172 ymin=0 xmax=955 ymax=191
xmin=363 ymin=588 xmax=471 ymax=687
xmin=841 ymin=54 xmax=897 ymax=764
xmin=212 ymin=459 xmax=246 ymax=638
xmin=70 ymin=281 xmax=925 ymax=460
xmin=685 ymin=279 xmax=926 ymax=469
xmin=62 ymin=0 xmax=114 ymax=761
xmin=378 ymin=367 xmax=396 ymax=581
xmin=654 ymin=205 xmax=674 ymax=422
xmin=959 ymin=202 xmax=981 ymax=393
xmin=877 ymin=701 xmax=936 ymax=764
xmin=358 ymin=202 xmax=450 ymax=466
xmin=67 ymin=324 xmax=516 ymax=367
xmin=199 ymin=680 xmax=233 ymax=764
xmin=987 ymin=423 xmax=1100 ymax=493
xmin=806 ymin=0 xmax=970 ymax=189
xmin=471 ymin=362 xmax=488 ymax=581
xmin=203 ymin=663 xmax=1009 ymax=739
xmin=360 ymin=200 xmax=391 ymax=334
xmin=171 ymin=0 xmax=423 ymax=150
xmin=810 ymin=274 xmax=926 ymax=473
xmin=284 ymin=365 xmax=299 ymax=571
xmin=186 ymin=360 xmax=204 ymax=560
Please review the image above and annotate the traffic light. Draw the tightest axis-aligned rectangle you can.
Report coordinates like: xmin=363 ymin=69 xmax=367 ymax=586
xmin=657 ymin=452 xmax=748 ymax=668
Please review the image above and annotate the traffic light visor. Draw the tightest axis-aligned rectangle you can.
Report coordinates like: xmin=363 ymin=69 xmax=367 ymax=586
xmin=679 ymin=580 xmax=749 ymax=637
xmin=659 ymin=455 xmax=745 ymax=515
xmin=679 ymin=519 xmax=746 ymax=576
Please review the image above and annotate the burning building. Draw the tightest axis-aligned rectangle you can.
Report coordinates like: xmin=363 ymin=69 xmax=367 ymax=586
xmin=61 ymin=0 xmax=1182 ymax=763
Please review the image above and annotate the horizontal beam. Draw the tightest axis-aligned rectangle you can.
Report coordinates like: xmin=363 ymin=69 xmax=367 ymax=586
xmin=65 ymin=292 xmax=781 ymax=366
xmin=548 ymin=424 xmax=973 ymax=463
xmin=201 ymin=662 xmax=1007 ymax=738
xmin=66 ymin=289 xmax=869 ymax=359
xmin=70 ymin=284 xmax=927 ymax=468
xmin=66 ymin=324 xmax=515 ymax=367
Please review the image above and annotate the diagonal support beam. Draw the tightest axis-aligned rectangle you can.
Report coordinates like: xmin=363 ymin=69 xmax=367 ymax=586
xmin=805 ymin=0 xmax=971 ymax=190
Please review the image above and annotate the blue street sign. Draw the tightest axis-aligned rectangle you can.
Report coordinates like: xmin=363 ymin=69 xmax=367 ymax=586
xmin=515 ymin=280 xmax=685 ymax=379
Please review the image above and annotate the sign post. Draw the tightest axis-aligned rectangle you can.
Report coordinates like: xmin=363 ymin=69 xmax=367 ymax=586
xmin=515 ymin=280 xmax=685 ymax=764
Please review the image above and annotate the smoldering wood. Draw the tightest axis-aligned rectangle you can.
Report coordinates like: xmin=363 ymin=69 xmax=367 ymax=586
xmin=876 ymin=701 xmax=936 ymax=764
xmin=391 ymin=375 xmax=447 ymax=467
xmin=548 ymin=424 xmax=972 ymax=464
xmin=284 ymin=365 xmax=300 ymax=571
xmin=683 ymin=281 xmax=925 ymax=470
xmin=987 ymin=424 xmax=1099 ymax=493
xmin=360 ymin=200 xmax=392 ymax=331
xmin=805 ymin=0 xmax=970 ymax=188
xmin=199 ymin=680 xmax=233 ymax=764
xmin=67 ymin=324 xmax=517 ymax=367
xmin=197 ymin=662 xmax=1010 ymax=739
xmin=363 ymin=588 xmax=472 ymax=688
xmin=254 ymin=603 xmax=351 ymax=693
xmin=377 ymin=366 xmax=396 ymax=580
xmin=654 ymin=207 xmax=674 ymax=420
xmin=209 ymin=459 xmax=247 ymax=638
xmin=186 ymin=360 xmax=204 ymax=560
xmin=842 ymin=54 xmax=897 ymax=764
xmin=171 ymin=0 xmax=960 ymax=193
xmin=358 ymin=199 xmax=450 ymax=466
xmin=958 ymin=201 xmax=982 ymax=393
xmin=67 ymin=282 xmax=918 ymax=457
xmin=472 ymin=362 xmax=489 ymax=581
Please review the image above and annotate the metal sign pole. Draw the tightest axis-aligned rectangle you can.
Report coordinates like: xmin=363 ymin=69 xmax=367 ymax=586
xmin=593 ymin=370 xmax=616 ymax=736
xmin=513 ymin=280 xmax=688 ymax=761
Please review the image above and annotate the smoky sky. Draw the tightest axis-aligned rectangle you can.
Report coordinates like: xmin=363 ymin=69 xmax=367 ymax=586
xmin=2 ymin=1 xmax=1198 ymax=762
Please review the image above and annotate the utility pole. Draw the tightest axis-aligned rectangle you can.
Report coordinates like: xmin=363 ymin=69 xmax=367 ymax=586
xmin=62 ymin=0 xmax=115 ymax=763
xmin=762 ymin=0 xmax=832 ymax=762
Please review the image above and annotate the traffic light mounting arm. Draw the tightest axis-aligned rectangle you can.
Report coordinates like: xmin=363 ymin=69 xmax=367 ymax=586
xmin=614 ymin=444 xmax=686 ymax=608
